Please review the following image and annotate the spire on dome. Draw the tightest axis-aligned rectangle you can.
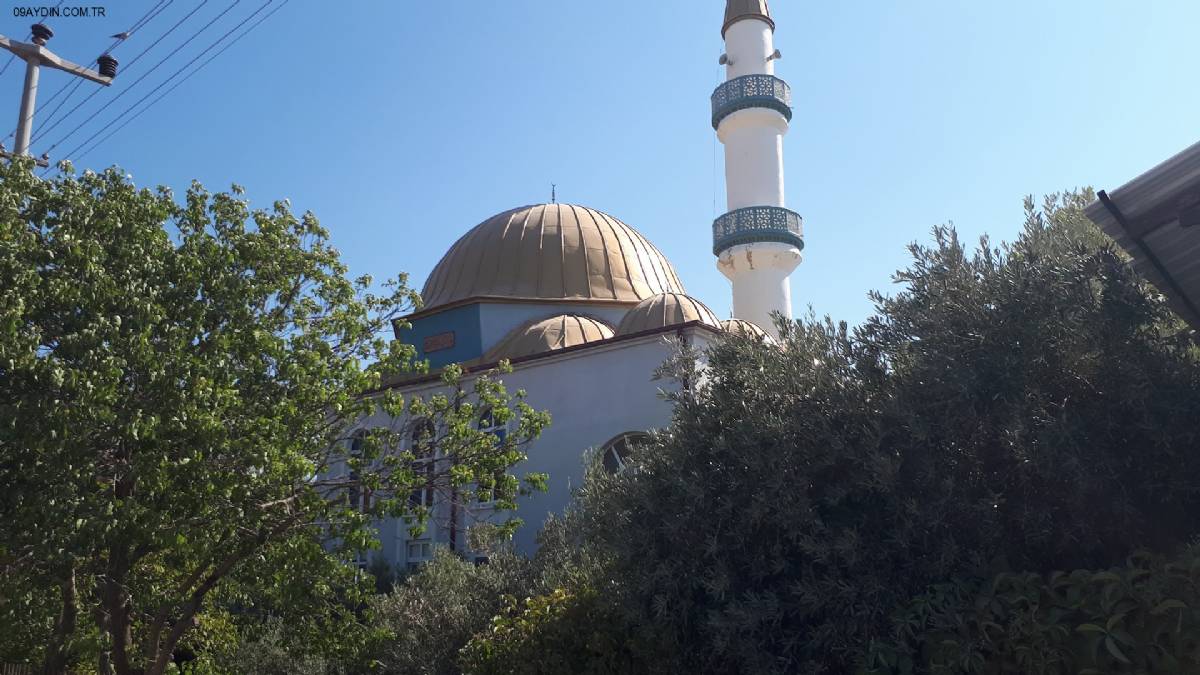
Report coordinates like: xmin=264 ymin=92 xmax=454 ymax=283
xmin=723 ymin=0 xmax=774 ymax=37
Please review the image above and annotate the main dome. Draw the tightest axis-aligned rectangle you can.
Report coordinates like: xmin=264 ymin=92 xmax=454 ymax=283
xmin=421 ymin=204 xmax=685 ymax=311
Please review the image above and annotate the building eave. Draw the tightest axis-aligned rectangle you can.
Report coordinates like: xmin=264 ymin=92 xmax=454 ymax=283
xmin=1085 ymin=139 xmax=1200 ymax=330
xmin=370 ymin=320 xmax=724 ymax=394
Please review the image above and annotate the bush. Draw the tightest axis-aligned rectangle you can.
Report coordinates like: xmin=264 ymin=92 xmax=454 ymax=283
xmin=556 ymin=192 xmax=1200 ymax=673
xmin=367 ymin=550 xmax=534 ymax=675
xmin=869 ymin=549 xmax=1200 ymax=674
xmin=460 ymin=587 xmax=642 ymax=675
xmin=210 ymin=617 xmax=337 ymax=675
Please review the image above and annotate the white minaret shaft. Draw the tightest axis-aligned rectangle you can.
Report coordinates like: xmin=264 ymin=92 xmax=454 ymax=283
xmin=712 ymin=0 xmax=802 ymax=338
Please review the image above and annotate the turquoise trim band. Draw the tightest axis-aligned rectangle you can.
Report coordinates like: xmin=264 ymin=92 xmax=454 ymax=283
xmin=711 ymin=74 xmax=792 ymax=129
xmin=712 ymin=206 xmax=804 ymax=256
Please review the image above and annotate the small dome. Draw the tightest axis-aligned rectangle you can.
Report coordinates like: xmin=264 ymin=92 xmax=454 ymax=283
xmin=616 ymin=293 xmax=722 ymax=336
xmin=722 ymin=318 xmax=776 ymax=342
xmin=485 ymin=314 xmax=614 ymax=362
xmin=421 ymin=204 xmax=685 ymax=312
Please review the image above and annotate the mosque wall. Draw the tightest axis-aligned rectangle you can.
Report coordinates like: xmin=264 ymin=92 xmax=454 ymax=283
xmin=395 ymin=303 xmax=484 ymax=369
xmin=360 ymin=327 xmax=719 ymax=568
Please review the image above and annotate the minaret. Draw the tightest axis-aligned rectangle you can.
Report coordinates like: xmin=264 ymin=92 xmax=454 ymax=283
xmin=712 ymin=0 xmax=802 ymax=338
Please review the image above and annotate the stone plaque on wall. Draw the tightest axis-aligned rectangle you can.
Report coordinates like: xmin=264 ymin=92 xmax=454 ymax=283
xmin=423 ymin=331 xmax=456 ymax=353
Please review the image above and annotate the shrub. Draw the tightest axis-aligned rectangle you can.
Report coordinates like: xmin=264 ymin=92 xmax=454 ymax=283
xmin=557 ymin=192 xmax=1200 ymax=673
xmin=367 ymin=550 xmax=534 ymax=675
xmin=868 ymin=549 xmax=1200 ymax=674
xmin=460 ymin=587 xmax=642 ymax=675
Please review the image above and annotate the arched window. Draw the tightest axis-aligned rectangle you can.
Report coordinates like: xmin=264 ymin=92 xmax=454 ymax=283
xmin=409 ymin=419 xmax=436 ymax=509
xmin=476 ymin=409 xmax=507 ymax=504
xmin=600 ymin=432 xmax=650 ymax=474
xmin=347 ymin=430 xmax=370 ymax=512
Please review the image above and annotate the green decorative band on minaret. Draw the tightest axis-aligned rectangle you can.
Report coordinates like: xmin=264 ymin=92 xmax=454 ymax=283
xmin=711 ymin=74 xmax=792 ymax=129
xmin=712 ymin=206 xmax=804 ymax=256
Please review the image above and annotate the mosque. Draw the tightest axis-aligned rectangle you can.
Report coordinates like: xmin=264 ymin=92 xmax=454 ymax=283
xmin=364 ymin=0 xmax=802 ymax=565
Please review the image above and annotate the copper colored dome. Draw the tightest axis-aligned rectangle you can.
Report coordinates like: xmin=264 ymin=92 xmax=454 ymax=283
xmin=616 ymin=293 xmax=723 ymax=336
xmin=485 ymin=314 xmax=615 ymax=362
xmin=421 ymin=204 xmax=685 ymax=312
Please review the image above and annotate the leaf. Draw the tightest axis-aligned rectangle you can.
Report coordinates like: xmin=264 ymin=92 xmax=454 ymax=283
xmin=1105 ymin=636 xmax=1131 ymax=664
xmin=1152 ymin=599 xmax=1186 ymax=614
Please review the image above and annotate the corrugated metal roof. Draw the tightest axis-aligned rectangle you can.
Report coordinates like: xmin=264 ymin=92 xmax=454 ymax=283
xmin=421 ymin=204 xmax=686 ymax=313
xmin=722 ymin=318 xmax=775 ymax=342
xmin=484 ymin=314 xmax=615 ymax=362
xmin=616 ymin=293 xmax=722 ymax=336
xmin=724 ymin=0 xmax=773 ymax=37
xmin=1085 ymin=140 xmax=1200 ymax=329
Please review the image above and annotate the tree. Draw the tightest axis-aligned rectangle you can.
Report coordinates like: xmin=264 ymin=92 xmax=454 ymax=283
xmin=368 ymin=549 xmax=535 ymax=675
xmin=0 ymin=159 xmax=548 ymax=675
xmin=867 ymin=547 xmax=1200 ymax=674
xmin=553 ymin=191 xmax=1200 ymax=673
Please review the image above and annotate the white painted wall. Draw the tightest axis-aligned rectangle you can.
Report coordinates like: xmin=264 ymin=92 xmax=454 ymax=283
xmin=716 ymin=241 xmax=802 ymax=337
xmin=364 ymin=327 xmax=721 ymax=568
xmin=724 ymin=18 xmax=775 ymax=79
xmin=719 ymin=108 xmax=787 ymax=210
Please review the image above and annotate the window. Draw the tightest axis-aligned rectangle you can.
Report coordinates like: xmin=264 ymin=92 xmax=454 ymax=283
xmin=476 ymin=409 xmax=507 ymax=504
xmin=406 ymin=541 xmax=434 ymax=560
xmin=409 ymin=419 xmax=436 ymax=509
xmin=406 ymin=539 xmax=436 ymax=570
xmin=347 ymin=471 xmax=371 ymax=513
xmin=479 ymin=408 xmax=507 ymax=444
xmin=600 ymin=432 xmax=650 ymax=474
xmin=347 ymin=431 xmax=371 ymax=512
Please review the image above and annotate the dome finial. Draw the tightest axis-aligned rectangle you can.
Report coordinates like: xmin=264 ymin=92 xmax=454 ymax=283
xmin=723 ymin=0 xmax=773 ymax=37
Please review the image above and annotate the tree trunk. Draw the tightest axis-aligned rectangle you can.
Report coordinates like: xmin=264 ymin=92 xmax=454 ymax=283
xmin=104 ymin=548 xmax=141 ymax=675
xmin=40 ymin=565 xmax=78 ymax=675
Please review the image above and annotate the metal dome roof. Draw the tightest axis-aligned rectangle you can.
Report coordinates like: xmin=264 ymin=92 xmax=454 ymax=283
xmin=421 ymin=204 xmax=685 ymax=312
xmin=615 ymin=293 xmax=723 ymax=336
xmin=723 ymin=0 xmax=773 ymax=36
xmin=721 ymin=318 xmax=775 ymax=342
xmin=484 ymin=314 xmax=615 ymax=362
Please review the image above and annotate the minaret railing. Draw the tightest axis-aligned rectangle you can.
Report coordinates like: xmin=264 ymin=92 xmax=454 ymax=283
xmin=712 ymin=206 xmax=804 ymax=255
xmin=711 ymin=74 xmax=792 ymax=129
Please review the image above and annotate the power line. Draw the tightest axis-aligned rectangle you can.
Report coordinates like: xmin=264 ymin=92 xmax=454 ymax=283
xmin=71 ymin=0 xmax=290 ymax=167
xmin=34 ymin=0 xmax=235 ymax=155
xmin=20 ymin=0 xmax=197 ymax=147
xmin=5 ymin=0 xmax=178 ymax=145
xmin=46 ymin=0 xmax=278 ymax=174
xmin=100 ymin=0 xmax=175 ymax=56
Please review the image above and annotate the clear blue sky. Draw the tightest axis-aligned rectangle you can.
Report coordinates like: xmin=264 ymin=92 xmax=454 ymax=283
xmin=4 ymin=0 xmax=1198 ymax=327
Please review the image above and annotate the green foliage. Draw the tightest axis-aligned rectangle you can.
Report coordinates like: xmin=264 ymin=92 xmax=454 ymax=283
xmin=869 ymin=549 xmax=1200 ymax=674
xmin=0 ymin=159 xmax=547 ymax=674
xmin=208 ymin=617 xmax=338 ymax=675
xmin=368 ymin=550 xmax=535 ymax=675
xmin=550 ymin=191 xmax=1200 ymax=673
xmin=460 ymin=587 xmax=642 ymax=675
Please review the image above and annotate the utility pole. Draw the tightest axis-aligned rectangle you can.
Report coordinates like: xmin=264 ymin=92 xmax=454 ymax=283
xmin=0 ymin=23 xmax=116 ymax=165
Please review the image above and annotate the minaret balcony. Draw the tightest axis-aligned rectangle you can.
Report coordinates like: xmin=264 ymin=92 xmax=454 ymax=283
xmin=711 ymin=74 xmax=792 ymax=129
xmin=712 ymin=206 xmax=804 ymax=255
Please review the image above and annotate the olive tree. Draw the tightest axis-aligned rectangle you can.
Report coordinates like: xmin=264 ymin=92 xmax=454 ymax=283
xmin=0 ymin=159 xmax=548 ymax=674
xmin=540 ymin=191 xmax=1200 ymax=674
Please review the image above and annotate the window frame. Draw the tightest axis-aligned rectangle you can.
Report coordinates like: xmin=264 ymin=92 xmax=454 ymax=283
xmin=407 ymin=418 xmax=437 ymax=510
xmin=474 ymin=408 xmax=509 ymax=508
xmin=600 ymin=431 xmax=650 ymax=474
